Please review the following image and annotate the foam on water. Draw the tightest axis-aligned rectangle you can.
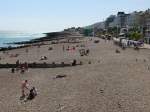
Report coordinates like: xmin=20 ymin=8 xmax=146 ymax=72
xmin=0 ymin=31 xmax=45 ymax=47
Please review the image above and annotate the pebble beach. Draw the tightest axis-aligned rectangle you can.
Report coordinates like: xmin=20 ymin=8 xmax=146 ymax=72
xmin=0 ymin=37 xmax=150 ymax=112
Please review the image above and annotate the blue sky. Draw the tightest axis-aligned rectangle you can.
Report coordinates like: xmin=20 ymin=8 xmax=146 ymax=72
xmin=0 ymin=0 xmax=149 ymax=33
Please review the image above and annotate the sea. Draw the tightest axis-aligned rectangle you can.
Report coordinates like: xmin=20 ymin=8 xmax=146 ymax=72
xmin=0 ymin=31 xmax=46 ymax=47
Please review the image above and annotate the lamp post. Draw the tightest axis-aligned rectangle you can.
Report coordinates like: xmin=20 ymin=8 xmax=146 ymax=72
xmin=93 ymin=26 xmax=95 ymax=38
xmin=117 ymin=25 xmax=119 ymax=38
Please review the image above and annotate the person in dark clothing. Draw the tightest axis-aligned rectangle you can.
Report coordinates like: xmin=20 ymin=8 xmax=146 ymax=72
xmin=86 ymin=49 xmax=90 ymax=55
xmin=72 ymin=59 xmax=77 ymax=66
xmin=27 ymin=87 xmax=37 ymax=100
xmin=11 ymin=68 xmax=15 ymax=73
xmin=16 ymin=60 xmax=20 ymax=67
xmin=24 ymin=62 xmax=28 ymax=71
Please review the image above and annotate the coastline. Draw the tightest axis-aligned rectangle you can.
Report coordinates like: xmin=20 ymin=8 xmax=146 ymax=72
xmin=0 ymin=31 xmax=83 ymax=51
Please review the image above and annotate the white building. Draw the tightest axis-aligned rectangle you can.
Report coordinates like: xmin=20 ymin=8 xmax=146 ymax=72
xmin=108 ymin=12 xmax=140 ymax=29
xmin=126 ymin=12 xmax=140 ymax=29
xmin=145 ymin=18 xmax=150 ymax=44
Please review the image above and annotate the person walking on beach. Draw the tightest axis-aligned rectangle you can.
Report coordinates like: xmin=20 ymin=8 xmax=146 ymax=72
xmin=20 ymin=80 xmax=29 ymax=99
xmin=63 ymin=45 xmax=65 ymax=52
xmin=11 ymin=68 xmax=15 ymax=73
xmin=24 ymin=62 xmax=28 ymax=71
xmin=16 ymin=60 xmax=20 ymax=67
xmin=25 ymin=48 xmax=28 ymax=53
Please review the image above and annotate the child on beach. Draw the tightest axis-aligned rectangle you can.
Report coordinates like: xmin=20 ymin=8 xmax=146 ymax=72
xmin=20 ymin=80 xmax=29 ymax=100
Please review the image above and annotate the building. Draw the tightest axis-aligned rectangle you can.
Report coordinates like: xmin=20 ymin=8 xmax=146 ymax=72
xmin=117 ymin=12 xmax=127 ymax=28
xmin=126 ymin=12 xmax=140 ymax=29
xmin=107 ymin=12 xmax=129 ymax=28
xmin=105 ymin=15 xmax=116 ymax=28
xmin=107 ymin=12 xmax=141 ymax=29
xmin=145 ymin=18 xmax=150 ymax=44
xmin=145 ymin=9 xmax=150 ymax=44
xmin=90 ymin=9 xmax=150 ymax=43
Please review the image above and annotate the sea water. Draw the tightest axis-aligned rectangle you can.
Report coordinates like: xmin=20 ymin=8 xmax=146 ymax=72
xmin=0 ymin=31 xmax=45 ymax=47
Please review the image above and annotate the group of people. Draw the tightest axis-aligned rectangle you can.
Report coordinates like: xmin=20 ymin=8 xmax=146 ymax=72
xmin=20 ymin=80 xmax=37 ymax=101
xmin=79 ymin=49 xmax=90 ymax=56
xmin=63 ymin=45 xmax=76 ymax=51
xmin=11 ymin=60 xmax=28 ymax=74
xmin=10 ymin=54 xmax=19 ymax=58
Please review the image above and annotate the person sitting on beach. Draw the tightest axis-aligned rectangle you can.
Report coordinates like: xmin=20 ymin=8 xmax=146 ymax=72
xmin=27 ymin=87 xmax=37 ymax=100
xmin=10 ymin=54 xmax=19 ymax=58
xmin=48 ymin=47 xmax=53 ymax=51
xmin=44 ymin=56 xmax=47 ymax=60
xmin=40 ymin=56 xmax=47 ymax=60
xmin=72 ymin=46 xmax=76 ymax=50
xmin=72 ymin=59 xmax=77 ymax=66
xmin=40 ymin=56 xmax=44 ymax=60
xmin=86 ymin=49 xmax=90 ymax=55
xmin=20 ymin=80 xmax=29 ymax=99
xmin=116 ymin=49 xmax=120 ymax=53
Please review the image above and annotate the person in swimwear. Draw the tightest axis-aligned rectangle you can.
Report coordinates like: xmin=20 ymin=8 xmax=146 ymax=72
xmin=21 ymin=80 xmax=29 ymax=99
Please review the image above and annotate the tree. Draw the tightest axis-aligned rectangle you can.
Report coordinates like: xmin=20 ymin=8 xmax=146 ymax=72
xmin=106 ymin=27 xmax=120 ymax=37
xmin=128 ymin=32 xmax=143 ymax=41
xmin=83 ymin=28 xmax=93 ymax=36
xmin=129 ymin=26 xmax=140 ymax=33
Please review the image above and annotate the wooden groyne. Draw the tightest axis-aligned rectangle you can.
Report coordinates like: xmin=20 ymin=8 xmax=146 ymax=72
xmin=0 ymin=62 xmax=81 ymax=68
